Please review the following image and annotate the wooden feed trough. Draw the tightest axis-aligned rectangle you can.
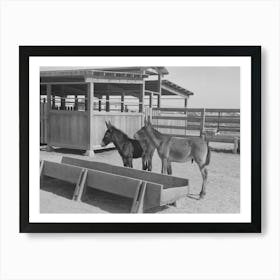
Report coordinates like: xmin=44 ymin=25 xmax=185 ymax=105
xmin=40 ymin=157 xmax=189 ymax=213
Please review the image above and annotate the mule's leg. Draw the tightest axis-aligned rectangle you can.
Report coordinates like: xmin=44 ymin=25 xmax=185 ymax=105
xmin=122 ymin=157 xmax=129 ymax=167
xmin=161 ymin=158 xmax=168 ymax=174
xmin=128 ymin=158 xmax=133 ymax=168
xmin=167 ymin=162 xmax=172 ymax=175
xmin=142 ymin=156 xmax=147 ymax=170
xmin=146 ymin=154 xmax=153 ymax=172
xmin=148 ymin=157 xmax=152 ymax=171
xmin=199 ymin=166 xmax=208 ymax=199
xmin=148 ymin=150 xmax=155 ymax=172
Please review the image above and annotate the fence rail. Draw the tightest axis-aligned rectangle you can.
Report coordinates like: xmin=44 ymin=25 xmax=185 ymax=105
xmin=152 ymin=107 xmax=240 ymax=153
xmin=153 ymin=107 xmax=240 ymax=113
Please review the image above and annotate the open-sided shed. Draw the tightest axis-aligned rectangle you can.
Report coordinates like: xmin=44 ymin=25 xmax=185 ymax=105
xmin=40 ymin=67 xmax=193 ymax=156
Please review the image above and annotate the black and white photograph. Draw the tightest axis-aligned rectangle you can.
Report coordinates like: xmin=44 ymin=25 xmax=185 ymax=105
xmin=39 ymin=66 xmax=241 ymax=214
xmin=20 ymin=46 xmax=260 ymax=232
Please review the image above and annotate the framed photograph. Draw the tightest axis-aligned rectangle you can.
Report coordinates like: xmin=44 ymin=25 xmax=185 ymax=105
xmin=20 ymin=46 xmax=261 ymax=233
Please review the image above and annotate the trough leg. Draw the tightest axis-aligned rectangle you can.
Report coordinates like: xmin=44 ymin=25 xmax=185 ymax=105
xmin=46 ymin=145 xmax=54 ymax=152
xmin=84 ymin=150 xmax=95 ymax=157
xmin=131 ymin=181 xmax=147 ymax=213
xmin=73 ymin=168 xmax=88 ymax=201
xmin=40 ymin=160 xmax=45 ymax=177
xmin=131 ymin=181 xmax=142 ymax=213
xmin=136 ymin=182 xmax=147 ymax=213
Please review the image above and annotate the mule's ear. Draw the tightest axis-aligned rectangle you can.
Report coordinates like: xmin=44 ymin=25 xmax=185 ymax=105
xmin=105 ymin=121 xmax=109 ymax=128
xmin=108 ymin=121 xmax=112 ymax=127
xmin=144 ymin=117 xmax=148 ymax=126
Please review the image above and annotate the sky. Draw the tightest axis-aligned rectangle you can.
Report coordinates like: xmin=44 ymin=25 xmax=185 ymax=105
xmin=41 ymin=66 xmax=240 ymax=109
xmin=165 ymin=67 xmax=240 ymax=108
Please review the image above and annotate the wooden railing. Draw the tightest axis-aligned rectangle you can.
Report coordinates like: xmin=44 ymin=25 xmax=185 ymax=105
xmin=152 ymin=107 xmax=240 ymax=153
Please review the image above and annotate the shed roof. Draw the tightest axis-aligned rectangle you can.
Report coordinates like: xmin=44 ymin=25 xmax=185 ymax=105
xmin=40 ymin=67 xmax=193 ymax=98
xmin=95 ymin=67 xmax=169 ymax=76
xmin=145 ymin=80 xmax=194 ymax=98
xmin=40 ymin=69 xmax=147 ymax=81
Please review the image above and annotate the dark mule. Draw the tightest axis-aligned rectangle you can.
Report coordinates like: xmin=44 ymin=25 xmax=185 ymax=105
xmin=101 ymin=121 xmax=147 ymax=169
xmin=134 ymin=126 xmax=156 ymax=171
xmin=134 ymin=119 xmax=211 ymax=199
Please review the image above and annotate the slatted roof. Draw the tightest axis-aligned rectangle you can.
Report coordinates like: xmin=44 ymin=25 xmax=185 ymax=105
xmin=96 ymin=67 xmax=169 ymax=76
xmin=145 ymin=80 xmax=194 ymax=97
xmin=40 ymin=69 xmax=147 ymax=81
xmin=40 ymin=67 xmax=193 ymax=98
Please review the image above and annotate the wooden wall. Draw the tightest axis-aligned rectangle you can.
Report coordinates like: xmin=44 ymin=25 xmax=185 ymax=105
xmin=91 ymin=112 xmax=143 ymax=147
xmin=48 ymin=110 xmax=89 ymax=149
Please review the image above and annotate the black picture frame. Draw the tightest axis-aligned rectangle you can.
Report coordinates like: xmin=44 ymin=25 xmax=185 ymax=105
xmin=20 ymin=46 xmax=261 ymax=233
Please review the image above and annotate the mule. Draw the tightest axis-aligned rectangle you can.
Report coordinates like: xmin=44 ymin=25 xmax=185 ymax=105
xmin=134 ymin=119 xmax=211 ymax=199
xmin=101 ymin=121 xmax=149 ymax=169
xmin=133 ymin=126 xmax=158 ymax=172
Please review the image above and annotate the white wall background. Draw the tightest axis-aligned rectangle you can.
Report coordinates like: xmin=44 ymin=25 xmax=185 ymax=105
xmin=0 ymin=0 xmax=279 ymax=279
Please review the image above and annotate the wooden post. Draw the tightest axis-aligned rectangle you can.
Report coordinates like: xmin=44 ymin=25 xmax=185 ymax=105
xmin=84 ymin=82 xmax=94 ymax=157
xmin=149 ymin=92 xmax=153 ymax=108
xmin=52 ymin=95 xmax=55 ymax=109
xmin=106 ymin=94 xmax=110 ymax=112
xmin=157 ymin=74 xmax=162 ymax=108
xmin=184 ymin=98 xmax=188 ymax=109
xmin=200 ymin=108 xmax=206 ymax=137
xmin=121 ymin=93 xmax=124 ymax=112
xmin=46 ymin=84 xmax=53 ymax=152
xmin=98 ymin=97 xmax=102 ymax=112
xmin=147 ymin=91 xmax=153 ymax=121
xmin=139 ymin=83 xmax=144 ymax=113
xmin=184 ymin=98 xmax=188 ymax=135
xmin=74 ymin=95 xmax=78 ymax=111
xmin=60 ymin=85 xmax=65 ymax=110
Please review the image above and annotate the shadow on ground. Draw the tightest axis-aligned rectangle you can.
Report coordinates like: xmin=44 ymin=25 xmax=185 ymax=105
xmin=40 ymin=145 xmax=115 ymax=155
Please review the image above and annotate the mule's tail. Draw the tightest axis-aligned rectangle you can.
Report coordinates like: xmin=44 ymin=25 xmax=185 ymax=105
xmin=201 ymin=142 xmax=211 ymax=168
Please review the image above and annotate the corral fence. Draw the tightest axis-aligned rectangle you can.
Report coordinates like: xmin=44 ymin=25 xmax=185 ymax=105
xmin=152 ymin=107 xmax=240 ymax=153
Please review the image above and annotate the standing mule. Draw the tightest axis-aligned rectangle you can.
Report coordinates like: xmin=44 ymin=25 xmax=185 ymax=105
xmin=133 ymin=126 xmax=156 ymax=172
xmin=134 ymin=119 xmax=211 ymax=199
xmin=100 ymin=121 xmax=149 ymax=169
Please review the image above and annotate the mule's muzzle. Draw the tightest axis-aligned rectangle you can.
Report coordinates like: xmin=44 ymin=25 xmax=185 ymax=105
xmin=133 ymin=132 xmax=139 ymax=140
xmin=100 ymin=141 xmax=106 ymax=147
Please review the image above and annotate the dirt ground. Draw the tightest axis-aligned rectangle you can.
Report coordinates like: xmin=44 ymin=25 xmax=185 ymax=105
xmin=40 ymin=142 xmax=240 ymax=214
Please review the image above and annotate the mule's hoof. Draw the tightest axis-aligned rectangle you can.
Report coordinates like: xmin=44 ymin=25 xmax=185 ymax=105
xmin=167 ymin=201 xmax=177 ymax=207
xmin=187 ymin=194 xmax=200 ymax=200
xmin=199 ymin=192 xmax=206 ymax=199
xmin=171 ymin=201 xmax=178 ymax=207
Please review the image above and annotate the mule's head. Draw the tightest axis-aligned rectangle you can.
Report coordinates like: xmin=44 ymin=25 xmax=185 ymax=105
xmin=134 ymin=126 xmax=146 ymax=142
xmin=134 ymin=118 xmax=151 ymax=141
xmin=101 ymin=121 xmax=114 ymax=147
